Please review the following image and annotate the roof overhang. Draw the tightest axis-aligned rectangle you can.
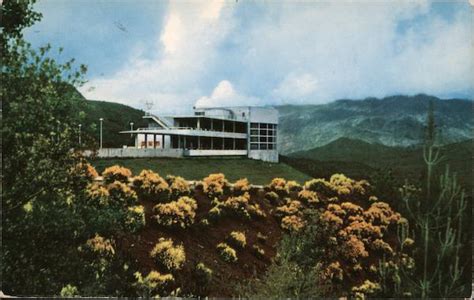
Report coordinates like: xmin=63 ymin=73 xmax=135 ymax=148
xmin=120 ymin=129 xmax=247 ymax=139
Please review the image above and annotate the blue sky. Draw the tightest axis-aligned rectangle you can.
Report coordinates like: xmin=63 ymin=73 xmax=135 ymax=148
xmin=25 ymin=0 xmax=473 ymax=113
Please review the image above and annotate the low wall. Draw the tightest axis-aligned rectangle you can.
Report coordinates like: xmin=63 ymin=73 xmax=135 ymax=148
xmin=96 ymin=148 xmax=184 ymax=158
xmin=248 ymin=150 xmax=279 ymax=163
xmin=184 ymin=149 xmax=247 ymax=157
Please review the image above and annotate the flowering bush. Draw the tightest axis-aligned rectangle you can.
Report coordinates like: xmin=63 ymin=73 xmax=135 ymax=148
xmin=257 ymin=232 xmax=268 ymax=244
xmin=71 ymin=161 xmax=99 ymax=181
xmin=153 ymin=196 xmax=197 ymax=229
xmin=60 ymin=284 xmax=79 ymax=297
xmin=287 ymin=180 xmax=302 ymax=192
xmin=125 ymin=205 xmax=146 ymax=233
xmin=298 ymin=190 xmax=319 ymax=205
xmin=202 ymin=173 xmax=229 ymax=198
xmin=216 ymin=242 xmax=238 ymax=263
xmin=107 ymin=180 xmax=138 ymax=207
xmin=233 ymin=178 xmax=250 ymax=195
xmin=195 ymin=262 xmax=213 ymax=285
xmin=86 ymin=183 xmax=110 ymax=206
xmin=166 ymin=175 xmax=191 ymax=200
xmin=132 ymin=170 xmax=169 ymax=202
xmin=215 ymin=192 xmax=266 ymax=220
xmin=267 ymin=178 xmax=289 ymax=196
xmin=264 ymin=191 xmax=279 ymax=205
xmin=304 ymin=178 xmax=335 ymax=196
xmin=275 ymin=200 xmax=303 ymax=219
xmin=281 ymin=215 xmax=306 ymax=232
xmin=102 ymin=165 xmax=132 ymax=184
xmin=150 ymin=238 xmax=186 ymax=271
xmin=351 ymin=280 xmax=381 ymax=299
xmin=83 ymin=234 xmax=115 ymax=258
xmin=228 ymin=231 xmax=247 ymax=249
xmin=134 ymin=270 xmax=174 ymax=297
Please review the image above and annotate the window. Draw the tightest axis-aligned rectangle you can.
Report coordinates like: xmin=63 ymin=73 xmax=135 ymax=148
xmin=249 ymin=122 xmax=277 ymax=151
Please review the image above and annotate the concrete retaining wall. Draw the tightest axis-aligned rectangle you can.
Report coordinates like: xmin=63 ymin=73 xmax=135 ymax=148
xmin=96 ymin=148 xmax=184 ymax=158
xmin=184 ymin=149 xmax=247 ymax=157
xmin=248 ymin=150 xmax=279 ymax=163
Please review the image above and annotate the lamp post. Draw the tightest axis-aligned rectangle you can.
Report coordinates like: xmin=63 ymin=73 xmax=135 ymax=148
xmin=130 ymin=122 xmax=134 ymax=138
xmin=78 ymin=124 xmax=82 ymax=147
xmin=99 ymin=118 xmax=104 ymax=149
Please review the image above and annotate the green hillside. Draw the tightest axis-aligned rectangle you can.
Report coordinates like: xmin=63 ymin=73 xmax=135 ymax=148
xmin=92 ymin=157 xmax=311 ymax=185
xmin=81 ymin=100 xmax=147 ymax=148
xmin=286 ymin=138 xmax=473 ymax=189
xmin=276 ymin=94 xmax=473 ymax=154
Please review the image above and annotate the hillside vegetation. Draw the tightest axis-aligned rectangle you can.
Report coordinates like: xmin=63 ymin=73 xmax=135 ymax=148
xmin=92 ymin=157 xmax=311 ymax=185
xmin=277 ymin=95 xmax=473 ymax=153
xmin=286 ymin=138 xmax=473 ymax=189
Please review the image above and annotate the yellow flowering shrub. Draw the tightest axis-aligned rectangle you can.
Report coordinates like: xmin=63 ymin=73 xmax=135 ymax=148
xmin=281 ymin=215 xmax=306 ymax=232
xmin=264 ymin=191 xmax=279 ymax=205
xmin=267 ymin=177 xmax=289 ymax=195
xmin=134 ymin=270 xmax=174 ymax=297
xmin=102 ymin=165 xmax=132 ymax=184
xmin=86 ymin=183 xmax=110 ymax=206
xmin=153 ymin=196 xmax=197 ymax=228
xmin=298 ymin=189 xmax=319 ymax=205
xmin=287 ymin=180 xmax=302 ymax=192
xmin=132 ymin=170 xmax=169 ymax=202
xmin=233 ymin=178 xmax=250 ymax=195
xmin=71 ymin=161 xmax=99 ymax=181
xmin=167 ymin=175 xmax=191 ymax=200
xmin=329 ymin=174 xmax=370 ymax=196
xmin=341 ymin=235 xmax=369 ymax=260
xmin=228 ymin=231 xmax=246 ymax=249
xmin=83 ymin=234 xmax=115 ymax=258
xmin=323 ymin=261 xmax=344 ymax=282
xmin=363 ymin=202 xmax=401 ymax=228
xmin=304 ymin=178 xmax=335 ymax=196
xmin=252 ymin=244 xmax=265 ymax=259
xmin=216 ymin=192 xmax=265 ymax=220
xmin=150 ymin=238 xmax=186 ymax=271
xmin=351 ymin=280 xmax=381 ymax=299
xmin=216 ymin=242 xmax=237 ymax=263
xmin=125 ymin=205 xmax=146 ymax=233
xmin=107 ymin=180 xmax=138 ymax=206
xmin=195 ymin=262 xmax=213 ymax=285
xmin=202 ymin=173 xmax=229 ymax=198
xmin=275 ymin=200 xmax=302 ymax=219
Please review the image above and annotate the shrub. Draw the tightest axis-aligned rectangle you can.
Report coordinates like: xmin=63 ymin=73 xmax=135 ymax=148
xmin=304 ymin=178 xmax=334 ymax=196
xmin=167 ymin=175 xmax=191 ymax=200
xmin=203 ymin=173 xmax=229 ymax=198
xmin=281 ymin=215 xmax=306 ymax=232
xmin=264 ymin=191 xmax=279 ymax=205
xmin=132 ymin=170 xmax=169 ymax=202
xmin=287 ymin=180 xmax=302 ymax=192
xmin=125 ymin=205 xmax=146 ymax=233
xmin=252 ymin=245 xmax=265 ymax=259
xmin=150 ymin=238 xmax=186 ymax=271
xmin=107 ymin=181 xmax=138 ymax=207
xmin=86 ymin=183 xmax=110 ymax=206
xmin=298 ymin=190 xmax=319 ymax=205
xmin=83 ymin=234 xmax=115 ymax=258
xmin=351 ymin=280 xmax=381 ymax=299
xmin=233 ymin=178 xmax=250 ymax=195
xmin=102 ymin=165 xmax=132 ymax=184
xmin=134 ymin=270 xmax=174 ymax=297
xmin=228 ymin=231 xmax=247 ymax=249
xmin=268 ymin=178 xmax=289 ymax=195
xmin=216 ymin=242 xmax=238 ymax=263
xmin=60 ymin=284 xmax=79 ymax=297
xmin=208 ymin=206 xmax=222 ymax=222
xmin=275 ymin=200 xmax=302 ymax=219
xmin=221 ymin=193 xmax=251 ymax=219
xmin=153 ymin=196 xmax=197 ymax=229
xmin=71 ymin=161 xmax=98 ymax=182
xmin=195 ymin=262 xmax=213 ymax=285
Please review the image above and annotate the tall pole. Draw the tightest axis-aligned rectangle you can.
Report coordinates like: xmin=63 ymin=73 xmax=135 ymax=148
xmin=130 ymin=122 xmax=134 ymax=138
xmin=99 ymin=118 xmax=103 ymax=149
xmin=78 ymin=124 xmax=82 ymax=147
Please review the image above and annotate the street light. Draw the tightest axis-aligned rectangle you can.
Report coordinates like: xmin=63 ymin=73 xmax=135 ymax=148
xmin=99 ymin=118 xmax=104 ymax=149
xmin=78 ymin=124 xmax=82 ymax=147
xmin=130 ymin=122 xmax=134 ymax=138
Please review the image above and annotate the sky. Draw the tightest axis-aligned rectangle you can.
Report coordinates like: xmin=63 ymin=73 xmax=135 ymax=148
xmin=25 ymin=0 xmax=473 ymax=114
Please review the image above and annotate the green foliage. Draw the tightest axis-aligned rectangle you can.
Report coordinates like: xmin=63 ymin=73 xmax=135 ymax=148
xmin=125 ymin=205 xmax=146 ymax=233
xmin=60 ymin=284 xmax=79 ymax=297
xmin=150 ymin=238 xmax=186 ymax=271
xmin=133 ymin=271 xmax=174 ymax=298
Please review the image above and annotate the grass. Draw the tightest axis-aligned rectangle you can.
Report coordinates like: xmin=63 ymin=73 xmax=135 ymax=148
xmin=92 ymin=157 xmax=311 ymax=185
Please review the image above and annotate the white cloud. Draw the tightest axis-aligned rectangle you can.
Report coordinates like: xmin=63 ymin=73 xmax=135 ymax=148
xmin=272 ymin=73 xmax=319 ymax=103
xmin=80 ymin=0 xmax=233 ymax=113
xmin=195 ymin=80 xmax=262 ymax=107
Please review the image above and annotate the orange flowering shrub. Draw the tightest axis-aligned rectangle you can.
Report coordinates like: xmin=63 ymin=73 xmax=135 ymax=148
xmin=216 ymin=192 xmax=266 ymax=220
xmin=86 ymin=183 xmax=110 ymax=206
xmin=275 ymin=200 xmax=302 ymax=219
xmin=153 ymin=196 xmax=197 ymax=228
xmin=281 ymin=215 xmax=306 ymax=232
xmin=102 ymin=165 xmax=132 ymax=184
xmin=252 ymin=244 xmax=265 ymax=259
xmin=322 ymin=261 xmax=344 ymax=282
xmin=304 ymin=178 xmax=335 ymax=196
xmin=298 ymin=190 xmax=319 ymax=205
xmin=107 ymin=181 xmax=138 ymax=207
xmin=202 ymin=173 xmax=229 ymax=198
xmin=71 ymin=161 xmax=99 ymax=181
xmin=132 ymin=170 xmax=169 ymax=202
xmin=267 ymin=177 xmax=289 ymax=196
xmin=216 ymin=243 xmax=238 ymax=263
xmin=166 ymin=175 xmax=191 ymax=200
xmin=134 ymin=270 xmax=174 ymax=297
xmin=83 ymin=234 xmax=115 ymax=258
xmin=125 ymin=205 xmax=146 ymax=233
xmin=150 ymin=238 xmax=186 ymax=271
xmin=233 ymin=178 xmax=250 ymax=195
xmin=287 ymin=180 xmax=302 ymax=192
xmin=228 ymin=231 xmax=246 ymax=249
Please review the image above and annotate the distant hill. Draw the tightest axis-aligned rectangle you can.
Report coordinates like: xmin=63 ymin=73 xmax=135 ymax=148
xmin=81 ymin=100 xmax=147 ymax=148
xmin=276 ymin=94 xmax=473 ymax=154
xmin=286 ymin=137 xmax=473 ymax=189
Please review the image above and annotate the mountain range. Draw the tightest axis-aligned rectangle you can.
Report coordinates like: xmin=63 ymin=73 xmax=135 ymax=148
xmin=276 ymin=94 xmax=472 ymax=154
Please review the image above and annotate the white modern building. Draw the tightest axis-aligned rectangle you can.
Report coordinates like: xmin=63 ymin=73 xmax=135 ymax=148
xmin=114 ymin=106 xmax=279 ymax=162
